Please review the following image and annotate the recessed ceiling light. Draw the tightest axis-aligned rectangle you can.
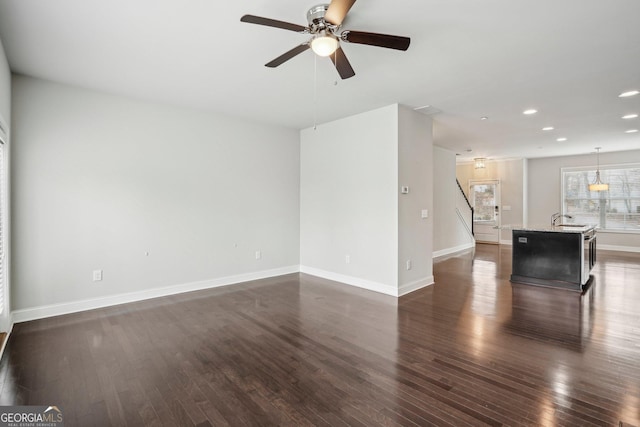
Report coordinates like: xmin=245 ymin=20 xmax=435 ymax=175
xmin=626 ymin=129 xmax=639 ymax=133
xmin=480 ymin=116 xmax=488 ymax=120
xmin=622 ymin=114 xmax=638 ymax=119
xmin=523 ymin=109 xmax=538 ymax=115
xmin=619 ymin=90 xmax=639 ymax=98
xmin=542 ymin=126 xmax=554 ymax=131
xmin=557 ymin=137 xmax=568 ymax=142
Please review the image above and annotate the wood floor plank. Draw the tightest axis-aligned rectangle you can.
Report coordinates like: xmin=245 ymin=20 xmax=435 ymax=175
xmin=1 ymin=245 xmax=640 ymax=426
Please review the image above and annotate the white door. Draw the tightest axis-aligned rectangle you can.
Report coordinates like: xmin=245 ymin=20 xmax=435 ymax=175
xmin=470 ymin=180 xmax=501 ymax=244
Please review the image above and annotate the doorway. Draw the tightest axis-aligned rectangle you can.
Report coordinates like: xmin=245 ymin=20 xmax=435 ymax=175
xmin=470 ymin=180 xmax=501 ymax=244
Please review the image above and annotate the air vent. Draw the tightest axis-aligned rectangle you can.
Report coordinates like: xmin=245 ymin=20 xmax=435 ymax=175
xmin=413 ymin=105 xmax=442 ymax=116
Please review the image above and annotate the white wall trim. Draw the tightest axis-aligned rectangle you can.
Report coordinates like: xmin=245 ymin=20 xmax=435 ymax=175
xmin=433 ymin=243 xmax=475 ymax=259
xmin=398 ymin=276 xmax=434 ymax=297
xmin=300 ymin=265 xmax=398 ymax=296
xmin=0 ymin=319 xmax=13 ymax=361
xmin=11 ymin=265 xmax=300 ymax=323
xmin=598 ymin=244 xmax=640 ymax=253
xmin=500 ymin=239 xmax=513 ymax=246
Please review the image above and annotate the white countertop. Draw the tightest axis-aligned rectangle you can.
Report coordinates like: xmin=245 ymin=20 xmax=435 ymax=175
xmin=500 ymin=224 xmax=597 ymax=233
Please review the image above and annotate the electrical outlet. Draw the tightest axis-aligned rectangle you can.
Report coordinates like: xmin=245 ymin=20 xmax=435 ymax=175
xmin=255 ymin=251 xmax=261 ymax=260
xmin=92 ymin=270 xmax=103 ymax=281
xmin=406 ymin=260 xmax=412 ymax=270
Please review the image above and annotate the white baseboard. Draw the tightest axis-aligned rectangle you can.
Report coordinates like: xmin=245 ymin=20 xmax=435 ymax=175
xmin=433 ymin=243 xmax=475 ymax=258
xmin=11 ymin=263 xmax=446 ymax=324
xmin=398 ymin=276 xmax=435 ymax=296
xmin=598 ymin=244 xmax=640 ymax=253
xmin=300 ymin=266 xmax=399 ymax=296
xmin=0 ymin=320 xmax=13 ymax=361
xmin=11 ymin=265 xmax=300 ymax=324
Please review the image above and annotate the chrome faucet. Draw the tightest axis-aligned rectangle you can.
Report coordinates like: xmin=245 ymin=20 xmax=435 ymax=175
xmin=551 ymin=212 xmax=573 ymax=226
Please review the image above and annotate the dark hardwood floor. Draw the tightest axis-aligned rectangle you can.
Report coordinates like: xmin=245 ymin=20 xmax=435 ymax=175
xmin=1 ymin=244 xmax=639 ymax=426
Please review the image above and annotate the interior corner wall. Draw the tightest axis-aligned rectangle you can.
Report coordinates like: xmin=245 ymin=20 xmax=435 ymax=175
xmin=300 ymin=105 xmax=399 ymax=295
xmin=433 ymin=146 xmax=473 ymax=254
xmin=11 ymin=75 xmax=301 ymax=315
xmin=528 ymin=149 xmax=640 ymax=251
xmin=397 ymin=106 xmax=433 ymax=294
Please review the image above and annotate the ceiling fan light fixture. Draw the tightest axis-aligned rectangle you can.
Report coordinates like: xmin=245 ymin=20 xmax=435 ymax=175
xmin=311 ymin=33 xmax=338 ymax=57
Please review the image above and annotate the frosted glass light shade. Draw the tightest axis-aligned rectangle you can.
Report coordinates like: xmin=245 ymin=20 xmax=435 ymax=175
xmin=311 ymin=36 xmax=338 ymax=57
xmin=588 ymin=182 xmax=609 ymax=192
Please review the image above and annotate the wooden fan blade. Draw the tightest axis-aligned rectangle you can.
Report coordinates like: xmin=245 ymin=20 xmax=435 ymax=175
xmin=265 ymin=44 xmax=310 ymax=68
xmin=240 ymin=15 xmax=308 ymax=33
xmin=329 ymin=46 xmax=355 ymax=79
xmin=325 ymin=0 xmax=356 ymax=26
xmin=342 ymin=30 xmax=410 ymax=51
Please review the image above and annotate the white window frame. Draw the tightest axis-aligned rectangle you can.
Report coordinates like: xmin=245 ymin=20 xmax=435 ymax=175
xmin=561 ymin=163 xmax=640 ymax=234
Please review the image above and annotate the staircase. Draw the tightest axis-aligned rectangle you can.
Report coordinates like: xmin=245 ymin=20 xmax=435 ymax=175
xmin=456 ymin=179 xmax=474 ymax=237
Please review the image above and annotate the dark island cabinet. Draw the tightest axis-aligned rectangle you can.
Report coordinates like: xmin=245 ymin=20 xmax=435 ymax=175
xmin=510 ymin=226 xmax=596 ymax=292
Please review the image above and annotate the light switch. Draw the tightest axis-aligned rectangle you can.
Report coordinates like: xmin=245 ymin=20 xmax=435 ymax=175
xmin=421 ymin=209 xmax=429 ymax=218
xmin=401 ymin=186 xmax=410 ymax=194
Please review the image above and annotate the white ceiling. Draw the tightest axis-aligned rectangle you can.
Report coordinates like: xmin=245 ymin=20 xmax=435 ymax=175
xmin=1 ymin=0 xmax=639 ymax=161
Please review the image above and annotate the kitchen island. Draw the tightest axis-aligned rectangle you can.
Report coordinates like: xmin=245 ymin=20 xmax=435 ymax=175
xmin=509 ymin=224 xmax=596 ymax=292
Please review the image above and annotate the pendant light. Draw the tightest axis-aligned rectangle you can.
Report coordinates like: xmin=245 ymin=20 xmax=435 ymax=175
xmin=588 ymin=147 xmax=609 ymax=192
xmin=474 ymin=158 xmax=486 ymax=169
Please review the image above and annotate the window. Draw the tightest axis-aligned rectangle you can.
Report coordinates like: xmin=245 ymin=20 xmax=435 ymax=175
xmin=562 ymin=164 xmax=640 ymax=232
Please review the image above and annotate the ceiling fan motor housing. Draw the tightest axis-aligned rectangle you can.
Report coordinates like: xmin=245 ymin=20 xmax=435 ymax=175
xmin=307 ymin=4 xmax=330 ymax=29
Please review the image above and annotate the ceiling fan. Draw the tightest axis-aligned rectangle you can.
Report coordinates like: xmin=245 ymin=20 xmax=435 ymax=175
xmin=240 ymin=0 xmax=410 ymax=79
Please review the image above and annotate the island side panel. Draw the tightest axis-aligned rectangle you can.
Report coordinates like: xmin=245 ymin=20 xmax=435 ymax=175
xmin=511 ymin=230 xmax=582 ymax=287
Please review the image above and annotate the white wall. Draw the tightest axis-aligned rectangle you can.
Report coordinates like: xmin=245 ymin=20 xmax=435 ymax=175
xmin=0 ymin=38 xmax=9 ymax=125
xmin=11 ymin=75 xmax=301 ymax=316
xmin=397 ymin=106 xmax=434 ymax=294
xmin=300 ymin=105 xmax=399 ymax=295
xmin=528 ymin=149 xmax=640 ymax=251
xmin=0 ymin=38 xmax=9 ymax=330
xmin=433 ymin=146 xmax=474 ymax=255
